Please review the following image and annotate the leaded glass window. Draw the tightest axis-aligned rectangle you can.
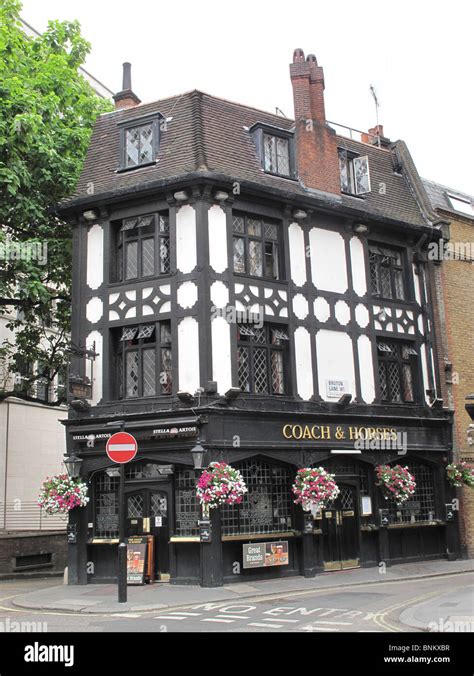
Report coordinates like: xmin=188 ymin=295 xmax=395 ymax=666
xmin=116 ymin=213 xmax=170 ymax=282
xmin=338 ymin=149 xmax=371 ymax=195
xmin=94 ymin=473 xmax=119 ymax=539
xmin=124 ymin=123 xmax=155 ymax=168
xmin=232 ymin=213 xmax=281 ymax=279
xmin=116 ymin=322 xmax=172 ymax=399
xmin=369 ymin=244 xmax=406 ymax=300
xmin=221 ymin=460 xmax=293 ymax=535
xmin=388 ymin=462 xmax=437 ymax=523
xmin=377 ymin=340 xmax=417 ymax=403
xmin=175 ymin=469 xmax=200 ymax=536
xmin=237 ymin=324 xmax=288 ymax=394
xmin=263 ymin=134 xmax=290 ymax=177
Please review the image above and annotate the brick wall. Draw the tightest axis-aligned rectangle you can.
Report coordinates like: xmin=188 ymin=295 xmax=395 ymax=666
xmin=0 ymin=531 xmax=67 ymax=577
xmin=439 ymin=212 xmax=474 ymax=556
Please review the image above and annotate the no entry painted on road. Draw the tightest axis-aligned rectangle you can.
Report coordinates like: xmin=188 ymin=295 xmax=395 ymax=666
xmin=106 ymin=432 xmax=138 ymax=464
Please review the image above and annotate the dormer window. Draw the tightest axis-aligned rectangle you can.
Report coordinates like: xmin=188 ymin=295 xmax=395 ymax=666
xmin=250 ymin=123 xmax=295 ymax=179
xmin=447 ymin=194 xmax=474 ymax=217
xmin=119 ymin=115 xmax=161 ymax=170
xmin=338 ymin=148 xmax=371 ymax=195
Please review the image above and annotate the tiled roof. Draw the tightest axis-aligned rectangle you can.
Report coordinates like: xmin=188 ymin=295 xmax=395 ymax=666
xmin=422 ymin=178 xmax=474 ymax=217
xmin=66 ymin=89 xmax=427 ymax=227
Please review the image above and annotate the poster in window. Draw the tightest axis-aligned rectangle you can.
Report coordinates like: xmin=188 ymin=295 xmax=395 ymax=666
xmin=126 ymin=536 xmax=148 ymax=585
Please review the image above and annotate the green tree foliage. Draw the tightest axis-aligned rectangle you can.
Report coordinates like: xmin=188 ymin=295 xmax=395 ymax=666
xmin=0 ymin=0 xmax=112 ymax=403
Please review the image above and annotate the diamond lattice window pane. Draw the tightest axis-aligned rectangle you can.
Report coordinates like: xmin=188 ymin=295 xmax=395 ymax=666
xmin=121 ymin=218 xmax=138 ymax=232
xmin=159 ymin=237 xmax=170 ymax=274
xmin=137 ymin=324 xmax=155 ymax=340
xmin=237 ymin=347 xmax=250 ymax=392
xmin=378 ymin=362 xmax=388 ymax=400
xmin=159 ymin=215 xmax=169 ymax=233
xmin=125 ymin=128 xmax=140 ymax=166
xmin=338 ymin=150 xmax=351 ymax=192
xmin=377 ymin=342 xmax=394 ymax=353
xmin=238 ymin=326 xmax=255 ymax=337
xmin=271 ymin=350 xmax=284 ymax=394
xmin=127 ymin=494 xmax=144 ymax=518
xmin=401 ymin=364 xmax=414 ymax=402
xmin=139 ymin=124 xmax=153 ymax=163
xmin=276 ymin=137 xmax=290 ymax=175
xmin=232 ymin=215 xmax=245 ymax=233
xmin=233 ymin=237 xmax=246 ymax=273
xmin=161 ymin=347 xmax=172 ymax=394
xmin=380 ymin=266 xmax=392 ymax=298
xmin=160 ymin=323 xmax=172 ymax=344
xmin=125 ymin=241 xmax=138 ymax=279
xmin=137 ymin=215 xmax=154 ymax=228
xmin=263 ymin=134 xmax=277 ymax=172
xmin=126 ymin=351 xmax=139 ymax=397
xmin=249 ymin=240 xmax=263 ymax=276
xmin=393 ymin=269 xmax=405 ymax=300
xmin=387 ymin=362 xmax=401 ymax=402
xmin=120 ymin=327 xmax=138 ymax=342
xmin=247 ymin=218 xmax=262 ymax=237
xmin=142 ymin=348 xmax=156 ymax=396
xmin=264 ymin=242 xmax=278 ymax=278
xmin=141 ymin=238 xmax=155 ymax=277
xmin=369 ymin=260 xmax=379 ymax=294
xmin=271 ymin=328 xmax=289 ymax=343
xmin=264 ymin=222 xmax=278 ymax=241
xmin=253 ymin=348 xmax=268 ymax=393
xmin=253 ymin=327 xmax=266 ymax=344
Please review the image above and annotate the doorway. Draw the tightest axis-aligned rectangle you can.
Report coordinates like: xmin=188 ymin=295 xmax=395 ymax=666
xmin=322 ymin=483 xmax=360 ymax=571
xmin=125 ymin=484 xmax=171 ymax=580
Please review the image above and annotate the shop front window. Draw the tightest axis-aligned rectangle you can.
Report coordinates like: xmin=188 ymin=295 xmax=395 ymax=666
xmin=94 ymin=472 xmax=119 ymax=539
xmin=221 ymin=460 xmax=293 ymax=536
xmin=388 ymin=461 xmax=437 ymax=524
xmin=175 ymin=469 xmax=200 ymax=536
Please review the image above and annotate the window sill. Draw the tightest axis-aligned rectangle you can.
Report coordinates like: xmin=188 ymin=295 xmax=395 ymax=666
xmin=115 ymin=160 xmax=158 ymax=174
xmin=107 ymin=274 xmax=173 ymax=288
xmin=88 ymin=538 xmax=119 ymax=544
xmin=169 ymin=536 xmax=200 ymax=543
xmin=387 ymin=520 xmax=444 ymax=529
xmin=233 ymin=272 xmax=287 ymax=285
xmin=263 ymin=170 xmax=298 ymax=182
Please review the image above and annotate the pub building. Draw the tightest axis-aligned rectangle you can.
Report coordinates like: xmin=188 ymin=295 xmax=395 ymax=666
xmin=59 ymin=51 xmax=459 ymax=587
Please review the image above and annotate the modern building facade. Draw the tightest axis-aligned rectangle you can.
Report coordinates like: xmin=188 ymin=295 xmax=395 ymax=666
xmin=423 ymin=179 xmax=474 ymax=559
xmin=60 ymin=51 xmax=458 ymax=587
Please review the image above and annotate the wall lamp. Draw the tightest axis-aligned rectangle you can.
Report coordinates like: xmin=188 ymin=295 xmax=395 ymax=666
xmin=224 ymin=387 xmax=241 ymax=401
xmin=337 ymin=393 xmax=352 ymax=407
xmin=64 ymin=454 xmax=83 ymax=479
xmin=177 ymin=390 xmax=195 ymax=405
xmin=215 ymin=191 xmax=229 ymax=202
xmin=190 ymin=439 xmax=207 ymax=470
xmin=293 ymin=209 xmax=307 ymax=220
xmin=353 ymin=222 xmax=368 ymax=234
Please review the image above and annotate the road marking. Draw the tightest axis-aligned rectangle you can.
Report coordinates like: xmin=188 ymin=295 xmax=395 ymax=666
xmin=112 ymin=613 xmax=142 ymax=618
xmin=264 ymin=618 xmax=299 ymax=623
xmin=249 ymin=622 xmax=283 ymax=628
xmin=168 ymin=611 xmax=201 ymax=616
xmin=310 ymin=620 xmax=352 ymax=625
xmin=202 ymin=617 xmax=235 ymax=623
xmin=212 ymin=614 xmax=250 ymax=620
xmin=372 ymin=591 xmax=441 ymax=632
xmin=302 ymin=626 xmax=339 ymax=632
xmin=154 ymin=615 xmax=188 ymax=620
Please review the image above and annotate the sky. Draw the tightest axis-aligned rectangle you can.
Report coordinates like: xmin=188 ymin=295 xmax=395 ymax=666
xmin=19 ymin=0 xmax=473 ymax=195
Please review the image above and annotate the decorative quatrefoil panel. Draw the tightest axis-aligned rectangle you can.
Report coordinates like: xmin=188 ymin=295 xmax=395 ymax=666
xmin=233 ymin=283 xmax=288 ymax=319
xmin=373 ymin=305 xmax=417 ymax=335
xmin=108 ymin=283 xmax=172 ymax=322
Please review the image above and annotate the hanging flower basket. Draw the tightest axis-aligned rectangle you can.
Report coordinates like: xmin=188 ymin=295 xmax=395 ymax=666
xmin=292 ymin=467 xmax=340 ymax=512
xmin=446 ymin=462 xmax=474 ymax=488
xmin=196 ymin=462 xmax=248 ymax=510
xmin=38 ymin=473 xmax=89 ymax=516
xmin=375 ymin=464 xmax=416 ymax=505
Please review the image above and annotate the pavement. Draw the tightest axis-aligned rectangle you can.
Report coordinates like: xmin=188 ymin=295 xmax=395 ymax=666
xmin=10 ymin=558 xmax=474 ymax=615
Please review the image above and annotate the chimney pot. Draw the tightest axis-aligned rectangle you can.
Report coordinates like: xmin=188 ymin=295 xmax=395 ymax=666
xmin=306 ymin=54 xmax=317 ymax=65
xmin=293 ymin=48 xmax=305 ymax=63
xmin=113 ymin=61 xmax=141 ymax=110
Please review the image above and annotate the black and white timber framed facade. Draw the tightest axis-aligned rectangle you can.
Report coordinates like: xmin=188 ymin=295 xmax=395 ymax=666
xmin=58 ymin=53 xmax=459 ymax=587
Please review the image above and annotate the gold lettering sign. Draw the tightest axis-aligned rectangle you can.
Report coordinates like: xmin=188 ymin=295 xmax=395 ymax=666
xmin=282 ymin=424 xmax=397 ymax=441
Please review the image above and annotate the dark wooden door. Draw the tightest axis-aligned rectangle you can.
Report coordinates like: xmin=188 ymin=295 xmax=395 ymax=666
xmin=125 ymin=485 xmax=171 ymax=579
xmin=322 ymin=484 xmax=360 ymax=571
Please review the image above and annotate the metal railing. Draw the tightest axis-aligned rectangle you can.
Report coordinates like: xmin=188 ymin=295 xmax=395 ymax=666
xmin=0 ymin=501 xmax=66 ymax=531
xmin=327 ymin=120 xmax=377 ymax=144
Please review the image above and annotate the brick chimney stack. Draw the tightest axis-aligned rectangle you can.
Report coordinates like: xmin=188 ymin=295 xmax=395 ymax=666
xmin=113 ymin=62 xmax=141 ymax=110
xmin=290 ymin=49 xmax=340 ymax=195
xmin=361 ymin=125 xmax=391 ymax=148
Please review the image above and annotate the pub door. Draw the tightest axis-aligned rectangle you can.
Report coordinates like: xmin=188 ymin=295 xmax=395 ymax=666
xmin=125 ymin=485 xmax=170 ymax=580
xmin=322 ymin=484 xmax=360 ymax=571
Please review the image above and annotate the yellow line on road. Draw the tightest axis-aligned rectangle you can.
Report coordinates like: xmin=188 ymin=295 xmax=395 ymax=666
xmin=372 ymin=591 xmax=441 ymax=632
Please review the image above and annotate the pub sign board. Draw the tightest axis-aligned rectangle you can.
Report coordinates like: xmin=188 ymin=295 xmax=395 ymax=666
xmin=126 ymin=536 xmax=148 ymax=585
xmin=243 ymin=541 xmax=289 ymax=569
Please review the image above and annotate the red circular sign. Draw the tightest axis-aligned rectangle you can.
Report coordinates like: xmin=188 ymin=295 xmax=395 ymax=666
xmin=106 ymin=432 xmax=138 ymax=464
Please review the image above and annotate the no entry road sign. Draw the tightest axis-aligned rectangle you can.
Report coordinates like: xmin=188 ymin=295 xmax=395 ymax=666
xmin=106 ymin=432 xmax=138 ymax=464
